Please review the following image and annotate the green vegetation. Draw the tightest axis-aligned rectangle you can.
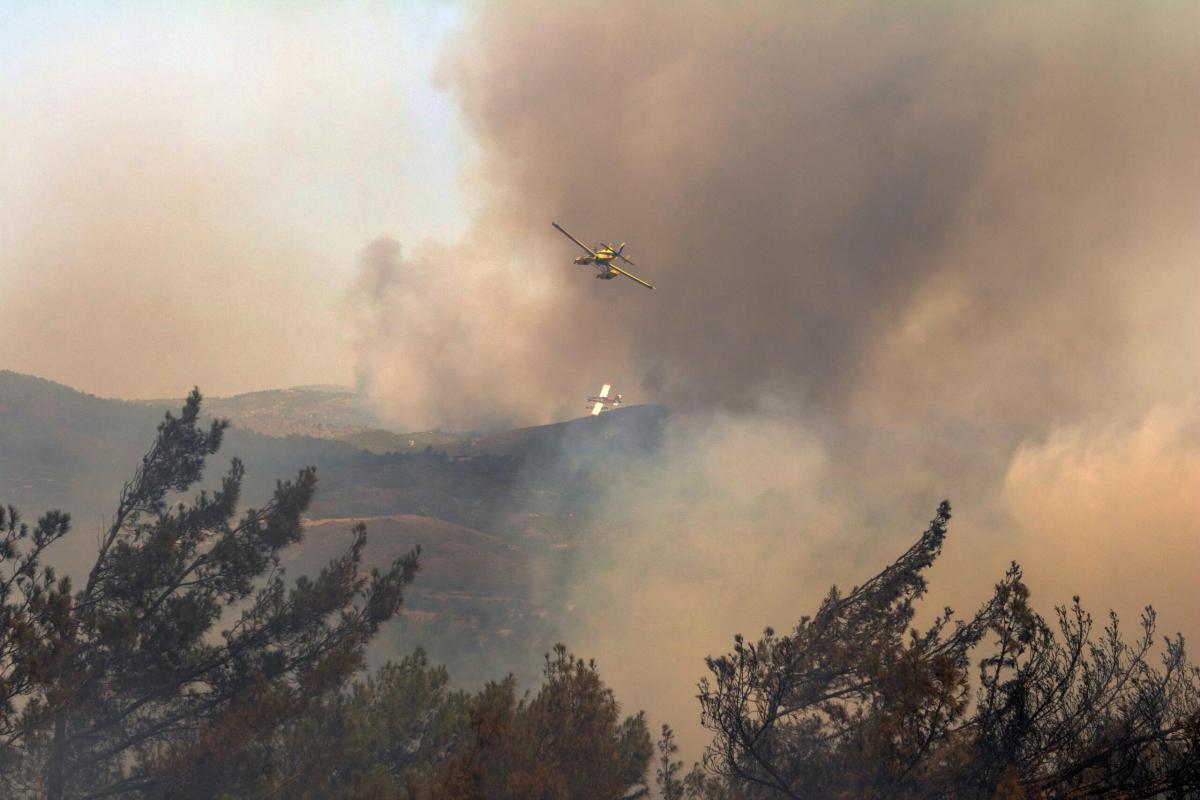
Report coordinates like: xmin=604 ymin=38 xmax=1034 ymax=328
xmin=223 ymin=644 xmax=651 ymax=800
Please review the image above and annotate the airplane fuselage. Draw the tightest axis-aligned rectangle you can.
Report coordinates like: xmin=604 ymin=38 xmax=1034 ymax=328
xmin=574 ymin=249 xmax=618 ymax=278
xmin=574 ymin=247 xmax=615 ymax=264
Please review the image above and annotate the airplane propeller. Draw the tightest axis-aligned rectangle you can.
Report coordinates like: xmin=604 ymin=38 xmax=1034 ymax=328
xmin=605 ymin=242 xmax=636 ymax=266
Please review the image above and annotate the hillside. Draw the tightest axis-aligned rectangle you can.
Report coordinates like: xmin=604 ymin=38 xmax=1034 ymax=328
xmin=0 ymin=370 xmax=667 ymax=534
xmin=295 ymin=514 xmax=531 ymax=602
xmin=142 ymin=384 xmax=666 ymax=481
xmin=0 ymin=370 xmax=667 ymax=685
xmin=141 ymin=385 xmax=382 ymax=439
xmin=141 ymin=386 xmax=498 ymax=456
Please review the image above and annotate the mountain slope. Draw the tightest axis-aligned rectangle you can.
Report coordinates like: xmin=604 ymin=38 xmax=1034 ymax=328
xmin=0 ymin=370 xmax=668 ymax=684
xmin=141 ymin=385 xmax=381 ymax=439
xmin=0 ymin=368 xmax=667 ymax=580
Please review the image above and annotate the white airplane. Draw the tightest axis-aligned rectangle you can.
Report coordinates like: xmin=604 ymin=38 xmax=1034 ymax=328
xmin=587 ymin=384 xmax=622 ymax=416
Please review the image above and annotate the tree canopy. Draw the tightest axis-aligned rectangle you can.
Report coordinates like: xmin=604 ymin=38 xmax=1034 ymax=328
xmin=0 ymin=391 xmax=419 ymax=799
xmin=697 ymin=502 xmax=1200 ymax=799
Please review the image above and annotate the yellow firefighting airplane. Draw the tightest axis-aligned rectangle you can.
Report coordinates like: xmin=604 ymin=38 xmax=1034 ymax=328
xmin=552 ymin=222 xmax=655 ymax=289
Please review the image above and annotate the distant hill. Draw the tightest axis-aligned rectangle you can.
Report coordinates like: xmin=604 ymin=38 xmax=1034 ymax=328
xmin=0 ymin=372 xmax=381 ymax=533
xmin=0 ymin=368 xmax=666 ymax=533
xmin=0 ymin=370 xmax=165 ymax=523
xmin=133 ymin=380 xmax=666 ymax=479
xmin=140 ymin=385 xmax=381 ymax=439
xmin=0 ymin=369 xmax=668 ymax=685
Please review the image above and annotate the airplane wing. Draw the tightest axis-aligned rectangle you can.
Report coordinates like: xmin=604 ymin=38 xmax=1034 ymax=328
xmin=599 ymin=384 xmax=611 ymax=399
xmin=609 ymin=264 xmax=655 ymax=290
xmin=552 ymin=222 xmax=598 ymax=257
xmin=590 ymin=401 xmax=604 ymax=416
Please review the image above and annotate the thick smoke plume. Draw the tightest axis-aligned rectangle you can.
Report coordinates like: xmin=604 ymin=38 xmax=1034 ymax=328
xmin=351 ymin=1 xmax=1199 ymax=759
xmin=355 ymin=1 xmax=1196 ymax=430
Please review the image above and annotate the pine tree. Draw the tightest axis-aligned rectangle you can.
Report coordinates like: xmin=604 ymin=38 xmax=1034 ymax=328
xmin=696 ymin=502 xmax=1200 ymax=798
xmin=239 ymin=648 xmax=470 ymax=798
xmin=419 ymin=644 xmax=652 ymax=799
xmin=656 ymin=724 xmax=686 ymax=800
xmin=0 ymin=390 xmax=419 ymax=799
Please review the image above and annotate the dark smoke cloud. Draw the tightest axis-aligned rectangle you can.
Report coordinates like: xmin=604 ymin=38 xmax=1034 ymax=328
xmin=350 ymin=0 xmax=1199 ymax=759
xmin=354 ymin=1 xmax=1197 ymax=431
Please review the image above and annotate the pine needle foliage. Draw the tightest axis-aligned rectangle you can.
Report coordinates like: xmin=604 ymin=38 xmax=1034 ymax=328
xmin=0 ymin=390 xmax=419 ymax=799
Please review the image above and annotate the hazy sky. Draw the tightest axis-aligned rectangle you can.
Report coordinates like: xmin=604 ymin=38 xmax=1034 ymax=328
xmin=4 ymin=2 xmax=1194 ymax=418
xmin=0 ymin=0 xmax=466 ymax=398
